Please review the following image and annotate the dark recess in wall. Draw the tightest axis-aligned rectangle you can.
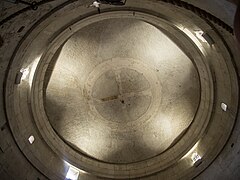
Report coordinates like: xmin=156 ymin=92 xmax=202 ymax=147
xmin=17 ymin=26 xmax=25 ymax=33
xmin=0 ymin=35 xmax=3 ymax=47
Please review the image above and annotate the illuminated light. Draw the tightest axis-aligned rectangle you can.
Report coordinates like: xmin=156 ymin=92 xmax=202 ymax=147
xmin=195 ymin=31 xmax=215 ymax=45
xmin=221 ymin=103 xmax=228 ymax=111
xmin=191 ymin=152 xmax=201 ymax=163
xmin=180 ymin=140 xmax=202 ymax=166
xmin=66 ymin=166 xmax=80 ymax=180
xmin=64 ymin=161 xmax=88 ymax=180
xmin=28 ymin=135 xmax=35 ymax=144
xmin=15 ymin=68 xmax=29 ymax=84
xmin=195 ymin=31 xmax=208 ymax=43
xmin=191 ymin=152 xmax=202 ymax=167
xmin=90 ymin=1 xmax=101 ymax=8
xmin=182 ymin=141 xmax=199 ymax=159
xmin=20 ymin=68 xmax=29 ymax=80
xmin=176 ymin=25 xmax=206 ymax=55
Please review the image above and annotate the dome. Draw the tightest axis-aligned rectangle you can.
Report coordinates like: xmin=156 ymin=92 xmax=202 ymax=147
xmin=45 ymin=18 xmax=200 ymax=164
xmin=0 ymin=0 xmax=240 ymax=180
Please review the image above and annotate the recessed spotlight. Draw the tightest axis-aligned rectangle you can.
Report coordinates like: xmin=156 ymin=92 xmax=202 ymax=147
xmin=28 ymin=135 xmax=35 ymax=144
xmin=221 ymin=103 xmax=228 ymax=111
xmin=15 ymin=68 xmax=29 ymax=84
xmin=195 ymin=30 xmax=214 ymax=45
xmin=20 ymin=68 xmax=29 ymax=80
xmin=191 ymin=152 xmax=201 ymax=163
xmin=90 ymin=1 xmax=101 ymax=8
xmin=195 ymin=31 xmax=207 ymax=43
xmin=66 ymin=166 xmax=80 ymax=180
xmin=191 ymin=152 xmax=202 ymax=167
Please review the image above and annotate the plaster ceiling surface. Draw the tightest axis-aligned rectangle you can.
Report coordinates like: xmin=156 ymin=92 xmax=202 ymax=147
xmin=45 ymin=18 xmax=200 ymax=164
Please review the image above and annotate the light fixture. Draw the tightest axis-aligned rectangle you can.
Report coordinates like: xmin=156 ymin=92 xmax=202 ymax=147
xmin=191 ymin=152 xmax=201 ymax=162
xmin=90 ymin=1 xmax=101 ymax=8
xmin=191 ymin=152 xmax=202 ymax=167
xmin=195 ymin=31 xmax=208 ymax=43
xmin=20 ymin=68 xmax=29 ymax=80
xmin=221 ymin=102 xmax=228 ymax=111
xmin=182 ymin=141 xmax=199 ymax=159
xmin=28 ymin=135 xmax=35 ymax=144
xmin=66 ymin=166 xmax=80 ymax=180
xmin=64 ymin=161 xmax=88 ymax=180
xmin=15 ymin=68 xmax=29 ymax=84
xmin=195 ymin=30 xmax=214 ymax=45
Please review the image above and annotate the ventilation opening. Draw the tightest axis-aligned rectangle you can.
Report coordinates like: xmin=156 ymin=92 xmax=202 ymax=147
xmin=17 ymin=26 xmax=25 ymax=33
xmin=1 ymin=124 xmax=6 ymax=131
xmin=0 ymin=35 xmax=3 ymax=47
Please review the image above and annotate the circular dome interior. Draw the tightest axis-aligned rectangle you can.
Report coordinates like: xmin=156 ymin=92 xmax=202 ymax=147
xmin=44 ymin=18 xmax=200 ymax=164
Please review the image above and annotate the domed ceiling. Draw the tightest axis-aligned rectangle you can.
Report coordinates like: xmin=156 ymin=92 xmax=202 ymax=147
xmin=2 ymin=0 xmax=239 ymax=179
xmin=44 ymin=18 xmax=200 ymax=163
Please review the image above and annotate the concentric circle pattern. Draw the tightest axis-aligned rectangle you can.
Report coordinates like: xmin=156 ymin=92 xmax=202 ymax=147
xmin=45 ymin=19 xmax=200 ymax=164
xmin=4 ymin=0 xmax=239 ymax=179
